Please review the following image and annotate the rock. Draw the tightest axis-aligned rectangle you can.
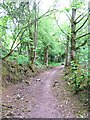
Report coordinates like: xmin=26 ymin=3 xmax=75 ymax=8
xmin=20 ymin=97 xmax=24 ymax=100
xmin=25 ymin=100 xmax=28 ymax=103
xmin=25 ymin=81 xmax=30 ymax=85
xmin=60 ymin=105 xmax=63 ymax=107
xmin=16 ymin=94 xmax=21 ymax=100
xmin=53 ymin=81 xmax=58 ymax=87
xmin=7 ymin=105 xmax=13 ymax=109
xmin=7 ymin=95 xmax=9 ymax=98
xmin=22 ymin=109 xmax=31 ymax=112
xmin=27 ymin=109 xmax=31 ymax=112
xmin=36 ymin=79 xmax=41 ymax=81
xmin=16 ymin=94 xmax=24 ymax=100
xmin=54 ymin=81 xmax=58 ymax=83
xmin=17 ymin=113 xmax=21 ymax=115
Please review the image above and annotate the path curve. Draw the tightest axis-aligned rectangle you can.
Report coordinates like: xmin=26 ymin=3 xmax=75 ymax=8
xmin=2 ymin=66 xmax=87 ymax=118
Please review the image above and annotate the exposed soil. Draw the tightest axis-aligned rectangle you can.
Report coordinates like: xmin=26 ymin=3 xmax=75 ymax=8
xmin=2 ymin=66 xmax=88 ymax=118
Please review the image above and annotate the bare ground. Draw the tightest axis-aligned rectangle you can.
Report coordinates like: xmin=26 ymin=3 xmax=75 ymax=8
xmin=2 ymin=66 xmax=88 ymax=118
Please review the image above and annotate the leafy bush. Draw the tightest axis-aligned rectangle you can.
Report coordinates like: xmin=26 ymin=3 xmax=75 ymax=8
xmin=64 ymin=62 xmax=88 ymax=94
xmin=49 ymin=62 xmax=60 ymax=67
xmin=17 ymin=55 xmax=29 ymax=65
xmin=8 ymin=54 xmax=29 ymax=65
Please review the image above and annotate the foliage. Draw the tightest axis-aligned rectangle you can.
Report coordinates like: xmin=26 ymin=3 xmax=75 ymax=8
xmin=8 ymin=54 xmax=29 ymax=65
xmin=0 ymin=0 xmax=88 ymax=95
xmin=48 ymin=62 xmax=60 ymax=67
xmin=64 ymin=62 xmax=88 ymax=94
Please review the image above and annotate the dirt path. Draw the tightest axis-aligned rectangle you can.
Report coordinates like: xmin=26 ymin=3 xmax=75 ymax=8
xmin=2 ymin=66 xmax=88 ymax=118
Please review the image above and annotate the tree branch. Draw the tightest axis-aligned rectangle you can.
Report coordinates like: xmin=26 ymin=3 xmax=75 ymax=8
xmin=76 ymin=13 xmax=88 ymax=24
xmin=64 ymin=11 xmax=71 ymax=22
xmin=35 ymin=0 xmax=41 ymax=8
xmin=54 ymin=16 xmax=70 ymax=37
xmin=76 ymin=18 xmax=88 ymax=33
xmin=76 ymin=32 xmax=90 ymax=40
xmin=75 ymin=9 xmax=88 ymax=21
xmin=76 ymin=40 xmax=87 ymax=50
xmin=2 ymin=29 xmax=26 ymax=60
xmin=10 ymin=30 xmax=22 ymax=51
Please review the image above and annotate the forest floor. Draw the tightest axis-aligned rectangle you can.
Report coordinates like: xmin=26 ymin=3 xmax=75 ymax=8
xmin=2 ymin=65 xmax=88 ymax=118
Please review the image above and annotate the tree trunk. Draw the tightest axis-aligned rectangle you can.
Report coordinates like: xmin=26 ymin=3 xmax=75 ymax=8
xmin=33 ymin=0 xmax=38 ymax=63
xmin=70 ymin=8 xmax=77 ymax=63
xmin=88 ymin=1 xmax=90 ymax=82
xmin=65 ymin=35 xmax=69 ymax=66
xmin=27 ymin=44 xmax=34 ymax=65
xmin=30 ymin=47 xmax=34 ymax=65
xmin=44 ymin=46 xmax=48 ymax=66
xmin=27 ymin=44 xmax=31 ymax=61
xmin=18 ymin=43 xmax=22 ymax=55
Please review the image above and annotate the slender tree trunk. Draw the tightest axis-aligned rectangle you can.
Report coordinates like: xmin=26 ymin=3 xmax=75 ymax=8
xmin=88 ymin=1 xmax=90 ymax=83
xmin=33 ymin=0 xmax=38 ymax=63
xmin=30 ymin=47 xmax=34 ymax=65
xmin=28 ymin=19 xmax=35 ymax=66
xmin=18 ymin=43 xmax=22 ymax=55
xmin=70 ymin=8 xmax=77 ymax=63
xmin=27 ymin=44 xmax=34 ymax=72
xmin=44 ymin=46 xmax=48 ymax=66
xmin=27 ymin=44 xmax=31 ymax=61
xmin=65 ymin=35 xmax=69 ymax=66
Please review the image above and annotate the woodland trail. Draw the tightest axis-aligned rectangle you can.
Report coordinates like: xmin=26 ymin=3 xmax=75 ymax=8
xmin=2 ymin=66 xmax=87 ymax=118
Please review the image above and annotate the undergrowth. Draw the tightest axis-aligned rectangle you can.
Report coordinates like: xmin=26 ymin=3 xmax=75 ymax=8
xmin=2 ymin=60 xmax=46 ymax=87
xmin=64 ymin=62 xmax=88 ymax=109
